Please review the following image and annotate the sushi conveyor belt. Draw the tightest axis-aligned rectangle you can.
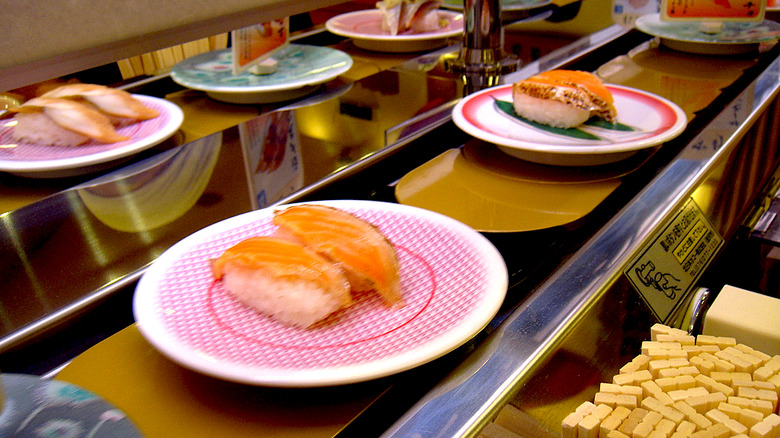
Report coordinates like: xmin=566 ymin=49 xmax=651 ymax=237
xmin=1 ymin=21 xmax=780 ymax=438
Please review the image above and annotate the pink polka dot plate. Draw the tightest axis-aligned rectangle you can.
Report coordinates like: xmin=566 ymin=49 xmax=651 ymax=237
xmin=133 ymin=200 xmax=508 ymax=387
xmin=0 ymin=95 xmax=183 ymax=177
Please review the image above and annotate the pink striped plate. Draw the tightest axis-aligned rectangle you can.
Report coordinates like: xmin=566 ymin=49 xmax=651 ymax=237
xmin=133 ymin=200 xmax=508 ymax=387
xmin=0 ymin=95 xmax=183 ymax=177
xmin=325 ymin=10 xmax=464 ymax=52
xmin=453 ymin=84 xmax=687 ymax=166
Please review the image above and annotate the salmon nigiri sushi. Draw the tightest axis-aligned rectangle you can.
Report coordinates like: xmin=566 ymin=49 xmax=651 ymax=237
xmin=213 ymin=236 xmax=352 ymax=328
xmin=272 ymin=205 xmax=405 ymax=308
xmin=512 ymin=70 xmax=617 ymax=128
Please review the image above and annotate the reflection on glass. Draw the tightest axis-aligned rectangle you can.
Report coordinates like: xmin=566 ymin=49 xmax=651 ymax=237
xmin=238 ymin=110 xmax=304 ymax=209
xmin=597 ymin=42 xmax=755 ymax=118
xmin=395 ymin=141 xmax=648 ymax=232
xmin=76 ymin=134 xmax=222 ymax=233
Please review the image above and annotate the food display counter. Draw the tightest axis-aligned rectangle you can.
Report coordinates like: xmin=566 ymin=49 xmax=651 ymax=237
xmin=1 ymin=1 xmax=779 ymax=437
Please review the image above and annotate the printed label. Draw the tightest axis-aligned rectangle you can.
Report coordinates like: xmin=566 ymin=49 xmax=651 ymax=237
xmin=662 ymin=0 xmax=765 ymax=20
xmin=624 ymin=199 xmax=723 ymax=322
xmin=238 ymin=111 xmax=303 ymax=209
xmin=231 ymin=18 xmax=289 ymax=75
xmin=613 ymin=0 xmax=660 ymax=28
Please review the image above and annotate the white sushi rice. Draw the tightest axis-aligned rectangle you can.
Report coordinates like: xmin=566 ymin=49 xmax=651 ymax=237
xmin=222 ymin=266 xmax=345 ymax=328
xmin=512 ymin=93 xmax=590 ymax=129
xmin=13 ymin=112 xmax=90 ymax=146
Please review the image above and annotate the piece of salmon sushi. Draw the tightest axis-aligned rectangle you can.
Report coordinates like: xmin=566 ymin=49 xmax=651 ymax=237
xmin=272 ymin=205 xmax=405 ymax=308
xmin=536 ymin=70 xmax=614 ymax=105
xmin=535 ymin=70 xmax=616 ymax=121
xmin=212 ymin=236 xmax=352 ymax=328
xmin=512 ymin=70 xmax=617 ymax=128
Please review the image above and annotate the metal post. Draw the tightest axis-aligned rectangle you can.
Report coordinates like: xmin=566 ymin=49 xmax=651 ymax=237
xmin=446 ymin=0 xmax=521 ymax=93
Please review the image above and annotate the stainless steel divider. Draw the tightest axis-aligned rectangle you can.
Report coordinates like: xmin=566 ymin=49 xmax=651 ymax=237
xmin=382 ymin=46 xmax=780 ymax=438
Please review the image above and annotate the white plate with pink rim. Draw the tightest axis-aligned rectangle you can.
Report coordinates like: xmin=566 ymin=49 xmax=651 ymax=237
xmin=0 ymin=95 xmax=183 ymax=178
xmin=442 ymin=0 xmax=552 ymax=11
xmin=325 ymin=9 xmax=464 ymax=52
xmin=133 ymin=200 xmax=508 ymax=387
xmin=452 ymin=83 xmax=688 ymax=166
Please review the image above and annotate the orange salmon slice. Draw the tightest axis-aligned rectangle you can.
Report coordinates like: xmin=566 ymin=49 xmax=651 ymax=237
xmin=272 ymin=205 xmax=405 ymax=308
xmin=212 ymin=236 xmax=352 ymax=307
xmin=534 ymin=70 xmax=615 ymax=105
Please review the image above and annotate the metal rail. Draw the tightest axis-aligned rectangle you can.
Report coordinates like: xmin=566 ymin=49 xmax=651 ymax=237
xmin=382 ymin=46 xmax=780 ymax=438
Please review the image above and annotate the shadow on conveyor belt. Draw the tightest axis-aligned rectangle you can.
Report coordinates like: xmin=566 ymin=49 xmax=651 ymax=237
xmin=0 ymin=284 xmax=136 ymax=375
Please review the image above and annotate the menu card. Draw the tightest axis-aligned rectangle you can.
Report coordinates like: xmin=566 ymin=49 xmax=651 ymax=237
xmin=612 ymin=0 xmax=660 ymax=28
xmin=231 ymin=18 xmax=289 ymax=75
xmin=661 ymin=0 xmax=765 ymax=21
xmin=238 ymin=111 xmax=303 ymax=209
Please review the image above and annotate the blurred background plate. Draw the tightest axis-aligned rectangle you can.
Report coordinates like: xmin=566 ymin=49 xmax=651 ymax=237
xmin=0 ymin=373 xmax=143 ymax=437
xmin=635 ymin=14 xmax=780 ymax=54
xmin=0 ymin=95 xmax=183 ymax=178
xmin=325 ymin=10 xmax=464 ymax=52
xmin=170 ymin=45 xmax=353 ymax=103
xmin=442 ymin=0 xmax=552 ymax=11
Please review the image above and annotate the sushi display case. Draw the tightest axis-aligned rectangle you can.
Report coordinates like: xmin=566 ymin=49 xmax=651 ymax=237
xmin=1 ymin=13 xmax=780 ymax=438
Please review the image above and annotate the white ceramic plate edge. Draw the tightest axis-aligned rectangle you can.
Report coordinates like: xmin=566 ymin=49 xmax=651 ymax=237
xmin=170 ymin=45 xmax=353 ymax=95
xmin=133 ymin=200 xmax=508 ymax=387
xmin=636 ymin=14 xmax=780 ymax=45
xmin=325 ymin=9 xmax=464 ymax=42
xmin=1 ymin=374 xmax=144 ymax=437
xmin=442 ymin=0 xmax=552 ymax=11
xmin=452 ymin=84 xmax=687 ymax=156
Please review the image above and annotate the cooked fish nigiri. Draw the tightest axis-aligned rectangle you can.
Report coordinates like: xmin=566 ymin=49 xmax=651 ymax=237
xmin=272 ymin=205 xmax=405 ymax=308
xmin=378 ymin=0 xmax=403 ymax=35
xmin=534 ymin=70 xmax=616 ymax=122
xmin=376 ymin=0 xmax=444 ymax=35
xmin=9 ymin=97 xmax=129 ymax=145
xmin=512 ymin=70 xmax=617 ymax=129
xmin=213 ymin=236 xmax=352 ymax=328
xmin=42 ymin=84 xmax=159 ymax=122
xmin=401 ymin=0 xmax=444 ymax=33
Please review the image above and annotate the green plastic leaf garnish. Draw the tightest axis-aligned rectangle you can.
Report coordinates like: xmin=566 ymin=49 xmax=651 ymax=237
xmin=493 ymin=99 xmax=636 ymax=140
xmin=493 ymin=99 xmax=599 ymax=140
xmin=584 ymin=118 xmax=635 ymax=131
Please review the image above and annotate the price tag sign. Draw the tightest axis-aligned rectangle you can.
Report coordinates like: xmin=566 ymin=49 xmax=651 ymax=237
xmin=624 ymin=199 xmax=723 ymax=322
xmin=612 ymin=0 xmax=660 ymax=28
xmin=661 ymin=0 xmax=765 ymax=21
xmin=231 ymin=18 xmax=289 ymax=75
xmin=238 ymin=111 xmax=303 ymax=210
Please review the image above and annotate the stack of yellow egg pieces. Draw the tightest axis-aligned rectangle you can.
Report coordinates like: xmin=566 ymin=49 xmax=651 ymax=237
xmin=561 ymin=324 xmax=780 ymax=438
